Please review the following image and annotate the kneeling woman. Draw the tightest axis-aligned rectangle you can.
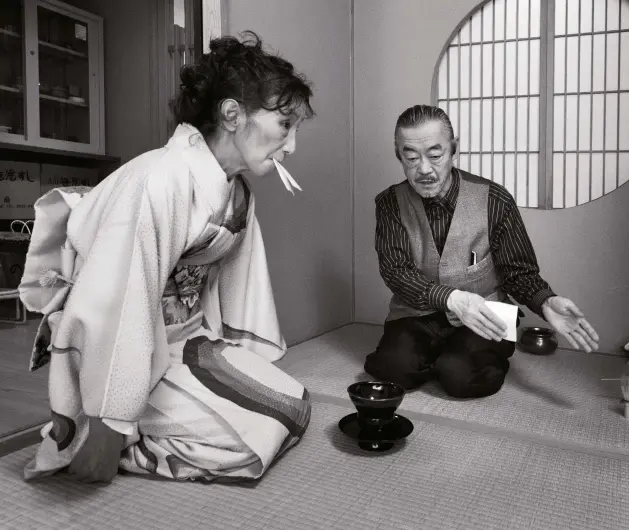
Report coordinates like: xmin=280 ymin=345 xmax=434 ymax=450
xmin=19 ymin=31 xmax=314 ymax=484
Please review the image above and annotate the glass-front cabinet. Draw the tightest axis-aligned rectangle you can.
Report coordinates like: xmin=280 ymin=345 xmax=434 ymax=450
xmin=0 ymin=0 xmax=104 ymax=154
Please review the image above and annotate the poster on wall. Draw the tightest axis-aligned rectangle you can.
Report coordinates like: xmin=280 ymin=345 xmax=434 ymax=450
xmin=0 ymin=162 xmax=41 ymax=220
xmin=40 ymin=164 xmax=100 ymax=197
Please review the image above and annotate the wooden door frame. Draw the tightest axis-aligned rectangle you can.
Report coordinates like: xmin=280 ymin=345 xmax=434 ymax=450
xmin=148 ymin=0 xmax=225 ymax=149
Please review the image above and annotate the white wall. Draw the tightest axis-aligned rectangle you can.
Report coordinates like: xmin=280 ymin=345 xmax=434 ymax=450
xmin=353 ymin=0 xmax=629 ymax=353
xmin=227 ymin=0 xmax=354 ymax=345
xmin=63 ymin=0 xmax=354 ymax=346
xmin=65 ymin=0 xmax=627 ymax=352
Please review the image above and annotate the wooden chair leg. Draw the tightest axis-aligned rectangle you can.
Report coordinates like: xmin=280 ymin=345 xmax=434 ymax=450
xmin=0 ymin=295 xmax=27 ymax=325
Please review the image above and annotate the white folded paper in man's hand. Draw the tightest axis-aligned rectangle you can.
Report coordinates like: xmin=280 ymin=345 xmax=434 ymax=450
xmin=484 ymin=301 xmax=518 ymax=342
xmin=273 ymin=158 xmax=302 ymax=195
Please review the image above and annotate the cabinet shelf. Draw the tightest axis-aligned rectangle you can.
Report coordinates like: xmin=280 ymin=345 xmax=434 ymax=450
xmin=38 ymin=39 xmax=87 ymax=59
xmin=0 ymin=28 xmax=21 ymax=39
xmin=40 ymin=93 xmax=87 ymax=107
xmin=0 ymin=140 xmax=119 ymax=167
xmin=0 ymin=0 xmax=104 ymax=155
xmin=0 ymin=85 xmax=23 ymax=96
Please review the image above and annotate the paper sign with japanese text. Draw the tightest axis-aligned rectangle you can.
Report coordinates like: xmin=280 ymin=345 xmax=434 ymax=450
xmin=0 ymin=162 xmax=41 ymax=220
xmin=40 ymin=164 xmax=99 ymax=197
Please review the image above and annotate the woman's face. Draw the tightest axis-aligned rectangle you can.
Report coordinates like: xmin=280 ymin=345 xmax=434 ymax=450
xmin=234 ymin=107 xmax=304 ymax=177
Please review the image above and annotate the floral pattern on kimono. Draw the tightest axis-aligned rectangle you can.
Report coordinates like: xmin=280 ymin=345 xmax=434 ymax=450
xmin=161 ymin=175 xmax=251 ymax=327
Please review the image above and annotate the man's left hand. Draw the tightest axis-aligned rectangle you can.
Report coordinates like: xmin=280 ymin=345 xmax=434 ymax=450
xmin=542 ymin=296 xmax=599 ymax=352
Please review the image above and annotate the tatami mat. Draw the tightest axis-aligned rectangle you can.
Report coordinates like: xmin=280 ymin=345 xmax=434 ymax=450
xmin=277 ymin=324 xmax=629 ymax=453
xmin=1 ymin=400 xmax=628 ymax=530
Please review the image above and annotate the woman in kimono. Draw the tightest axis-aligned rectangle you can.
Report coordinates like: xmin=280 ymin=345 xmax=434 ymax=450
xmin=18 ymin=31 xmax=314 ymax=485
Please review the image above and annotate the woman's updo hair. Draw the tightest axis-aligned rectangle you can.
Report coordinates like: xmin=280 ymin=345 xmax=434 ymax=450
xmin=171 ymin=30 xmax=314 ymax=137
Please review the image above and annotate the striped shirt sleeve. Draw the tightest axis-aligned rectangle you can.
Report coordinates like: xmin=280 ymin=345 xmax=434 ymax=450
xmin=488 ymin=183 xmax=556 ymax=317
xmin=375 ymin=187 xmax=455 ymax=311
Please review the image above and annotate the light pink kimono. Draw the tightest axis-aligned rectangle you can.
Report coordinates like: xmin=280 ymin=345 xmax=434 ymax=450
xmin=19 ymin=124 xmax=311 ymax=482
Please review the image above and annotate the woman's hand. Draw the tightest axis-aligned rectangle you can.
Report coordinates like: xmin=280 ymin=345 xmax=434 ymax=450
xmin=542 ymin=296 xmax=599 ymax=352
xmin=67 ymin=417 xmax=124 ymax=484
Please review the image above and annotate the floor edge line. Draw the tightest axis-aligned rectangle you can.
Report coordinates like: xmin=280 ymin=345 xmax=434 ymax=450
xmin=0 ymin=423 xmax=45 ymax=458
xmin=309 ymin=391 xmax=629 ymax=462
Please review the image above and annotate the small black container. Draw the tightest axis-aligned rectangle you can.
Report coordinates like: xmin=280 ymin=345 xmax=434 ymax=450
xmin=518 ymin=327 xmax=558 ymax=355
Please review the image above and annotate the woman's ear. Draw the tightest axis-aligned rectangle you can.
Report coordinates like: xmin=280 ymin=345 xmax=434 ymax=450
xmin=220 ymin=99 xmax=243 ymax=131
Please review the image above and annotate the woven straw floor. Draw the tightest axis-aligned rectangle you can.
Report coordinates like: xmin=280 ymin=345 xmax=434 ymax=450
xmin=1 ymin=324 xmax=627 ymax=529
xmin=277 ymin=324 xmax=629 ymax=455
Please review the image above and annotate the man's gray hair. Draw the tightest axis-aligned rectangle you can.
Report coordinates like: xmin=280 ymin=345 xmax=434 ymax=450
xmin=394 ymin=104 xmax=455 ymax=161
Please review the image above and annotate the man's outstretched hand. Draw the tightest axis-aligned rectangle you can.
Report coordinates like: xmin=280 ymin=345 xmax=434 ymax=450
xmin=67 ymin=417 xmax=124 ymax=484
xmin=542 ymin=296 xmax=599 ymax=352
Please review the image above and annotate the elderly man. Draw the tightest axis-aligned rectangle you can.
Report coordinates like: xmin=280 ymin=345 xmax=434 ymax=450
xmin=365 ymin=104 xmax=599 ymax=399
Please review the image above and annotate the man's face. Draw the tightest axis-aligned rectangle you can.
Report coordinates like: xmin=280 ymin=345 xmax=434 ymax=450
xmin=396 ymin=120 xmax=459 ymax=199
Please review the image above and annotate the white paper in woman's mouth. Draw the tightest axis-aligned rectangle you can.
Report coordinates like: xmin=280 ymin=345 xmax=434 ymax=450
xmin=273 ymin=158 xmax=302 ymax=194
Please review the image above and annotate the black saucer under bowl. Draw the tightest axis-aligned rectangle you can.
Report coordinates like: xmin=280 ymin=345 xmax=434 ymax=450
xmin=338 ymin=413 xmax=414 ymax=452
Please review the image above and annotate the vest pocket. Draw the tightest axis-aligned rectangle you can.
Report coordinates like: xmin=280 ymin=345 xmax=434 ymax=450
xmin=463 ymin=253 xmax=497 ymax=297
xmin=466 ymin=253 xmax=493 ymax=278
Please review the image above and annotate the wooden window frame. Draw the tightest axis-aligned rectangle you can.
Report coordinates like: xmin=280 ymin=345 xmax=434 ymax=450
xmin=432 ymin=0 xmax=627 ymax=209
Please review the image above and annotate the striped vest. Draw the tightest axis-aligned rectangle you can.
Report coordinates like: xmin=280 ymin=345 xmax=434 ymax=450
xmin=387 ymin=169 xmax=509 ymax=325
